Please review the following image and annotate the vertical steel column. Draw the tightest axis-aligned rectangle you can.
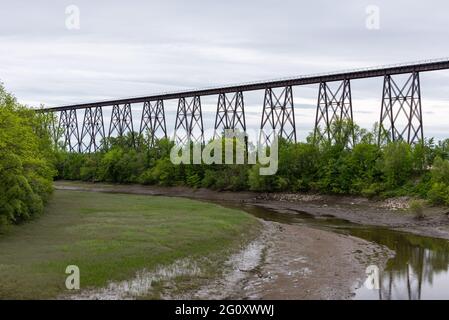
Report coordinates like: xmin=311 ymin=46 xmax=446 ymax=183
xmin=259 ymin=86 xmax=296 ymax=146
xmin=80 ymin=106 xmax=105 ymax=153
xmin=139 ymin=99 xmax=167 ymax=147
xmin=314 ymin=82 xmax=331 ymax=142
xmin=174 ymin=96 xmax=203 ymax=145
xmin=214 ymin=91 xmax=246 ymax=138
xmin=58 ymin=109 xmax=80 ymax=152
xmin=108 ymin=103 xmax=135 ymax=145
xmin=314 ymin=79 xmax=354 ymax=146
xmin=378 ymin=72 xmax=424 ymax=145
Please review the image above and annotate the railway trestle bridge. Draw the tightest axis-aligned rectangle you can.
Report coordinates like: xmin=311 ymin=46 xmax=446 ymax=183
xmin=39 ymin=58 xmax=449 ymax=152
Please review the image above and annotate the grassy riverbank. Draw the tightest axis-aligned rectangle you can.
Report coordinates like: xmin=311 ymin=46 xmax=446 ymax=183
xmin=0 ymin=189 xmax=260 ymax=299
xmin=55 ymin=180 xmax=449 ymax=240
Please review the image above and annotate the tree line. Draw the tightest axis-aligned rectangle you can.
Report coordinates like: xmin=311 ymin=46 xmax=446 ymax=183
xmin=55 ymin=121 xmax=449 ymax=205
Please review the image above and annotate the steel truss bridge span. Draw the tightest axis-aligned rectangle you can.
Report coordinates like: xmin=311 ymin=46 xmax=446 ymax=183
xmin=39 ymin=58 xmax=449 ymax=152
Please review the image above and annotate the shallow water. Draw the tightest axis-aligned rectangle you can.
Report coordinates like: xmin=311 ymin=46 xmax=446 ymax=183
xmin=230 ymin=203 xmax=449 ymax=300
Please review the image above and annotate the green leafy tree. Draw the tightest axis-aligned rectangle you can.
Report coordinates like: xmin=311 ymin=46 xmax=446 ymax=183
xmin=380 ymin=141 xmax=414 ymax=189
xmin=0 ymin=84 xmax=56 ymax=226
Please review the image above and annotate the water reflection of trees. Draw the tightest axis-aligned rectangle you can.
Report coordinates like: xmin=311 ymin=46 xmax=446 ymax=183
xmin=348 ymin=227 xmax=449 ymax=300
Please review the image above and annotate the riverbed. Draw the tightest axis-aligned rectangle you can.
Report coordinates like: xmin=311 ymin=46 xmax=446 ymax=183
xmin=236 ymin=203 xmax=449 ymax=300
xmin=55 ymin=181 xmax=449 ymax=300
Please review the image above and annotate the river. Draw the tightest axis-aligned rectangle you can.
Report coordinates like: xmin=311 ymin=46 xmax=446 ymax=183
xmin=235 ymin=203 xmax=449 ymax=300
xmin=55 ymin=181 xmax=449 ymax=300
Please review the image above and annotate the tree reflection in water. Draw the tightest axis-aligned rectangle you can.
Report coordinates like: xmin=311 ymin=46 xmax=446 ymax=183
xmin=222 ymin=204 xmax=449 ymax=300
xmin=350 ymin=227 xmax=449 ymax=300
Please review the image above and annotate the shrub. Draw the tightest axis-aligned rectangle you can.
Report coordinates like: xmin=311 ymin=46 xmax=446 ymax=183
xmin=144 ymin=159 xmax=176 ymax=186
xmin=427 ymin=182 xmax=449 ymax=206
xmin=248 ymin=164 xmax=275 ymax=191
xmin=430 ymin=157 xmax=449 ymax=185
xmin=201 ymin=170 xmax=217 ymax=188
xmin=409 ymin=199 xmax=426 ymax=220
xmin=380 ymin=142 xmax=413 ymax=189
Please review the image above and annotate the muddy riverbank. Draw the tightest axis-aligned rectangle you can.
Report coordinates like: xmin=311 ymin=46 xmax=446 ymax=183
xmin=64 ymin=220 xmax=391 ymax=300
xmin=177 ymin=221 xmax=391 ymax=300
xmin=55 ymin=181 xmax=449 ymax=241
xmin=54 ymin=181 xmax=401 ymax=300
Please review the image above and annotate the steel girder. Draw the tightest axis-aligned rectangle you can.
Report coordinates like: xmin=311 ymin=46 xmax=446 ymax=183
xmin=42 ymin=58 xmax=449 ymax=113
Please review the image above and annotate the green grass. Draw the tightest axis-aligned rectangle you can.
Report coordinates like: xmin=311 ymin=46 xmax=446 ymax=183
xmin=0 ymin=190 xmax=260 ymax=299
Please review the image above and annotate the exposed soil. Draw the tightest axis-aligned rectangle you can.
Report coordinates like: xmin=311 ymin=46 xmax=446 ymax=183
xmin=54 ymin=181 xmax=401 ymax=300
xmin=174 ymin=221 xmax=392 ymax=300
xmin=61 ymin=220 xmax=391 ymax=300
xmin=254 ymin=194 xmax=449 ymax=240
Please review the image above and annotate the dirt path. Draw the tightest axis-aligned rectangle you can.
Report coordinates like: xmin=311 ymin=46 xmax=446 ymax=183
xmin=55 ymin=181 xmax=395 ymax=300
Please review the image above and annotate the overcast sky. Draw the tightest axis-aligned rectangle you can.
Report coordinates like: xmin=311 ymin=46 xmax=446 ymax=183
xmin=1 ymin=0 xmax=449 ymax=140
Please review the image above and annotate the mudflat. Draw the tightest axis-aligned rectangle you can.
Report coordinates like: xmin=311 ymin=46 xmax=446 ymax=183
xmin=177 ymin=221 xmax=391 ymax=300
xmin=55 ymin=181 xmax=397 ymax=299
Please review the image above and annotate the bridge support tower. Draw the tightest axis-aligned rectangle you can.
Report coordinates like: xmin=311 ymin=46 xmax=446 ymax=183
xmin=378 ymin=72 xmax=424 ymax=145
xmin=314 ymin=79 xmax=354 ymax=147
xmin=139 ymin=100 xmax=167 ymax=147
xmin=214 ymin=91 xmax=246 ymax=138
xmin=109 ymin=103 xmax=135 ymax=146
xmin=174 ymin=96 xmax=204 ymax=145
xmin=58 ymin=109 xmax=80 ymax=152
xmin=259 ymin=86 xmax=296 ymax=146
xmin=80 ymin=107 xmax=105 ymax=153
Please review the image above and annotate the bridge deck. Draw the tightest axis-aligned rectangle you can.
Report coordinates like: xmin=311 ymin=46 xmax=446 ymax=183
xmin=41 ymin=58 xmax=449 ymax=112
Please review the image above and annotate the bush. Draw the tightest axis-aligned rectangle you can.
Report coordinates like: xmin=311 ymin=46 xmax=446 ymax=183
xmin=430 ymin=157 xmax=449 ymax=185
xmin=139 ymin=159 xmax=176 ymax=186
xmin=248 ymin=164 xmax=275 ymax=191
xmin=361 ymin=183 xmax=384 ymax=199
xmin=201 ymin=170 xmax=217 ymax=188
xmin=409 ymin=199 xmax=426 ymax=220
xmin=380 ymin=142 xmax=413 ymax=188
xmin=427 ymin=182 xmax=449 ymax=206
